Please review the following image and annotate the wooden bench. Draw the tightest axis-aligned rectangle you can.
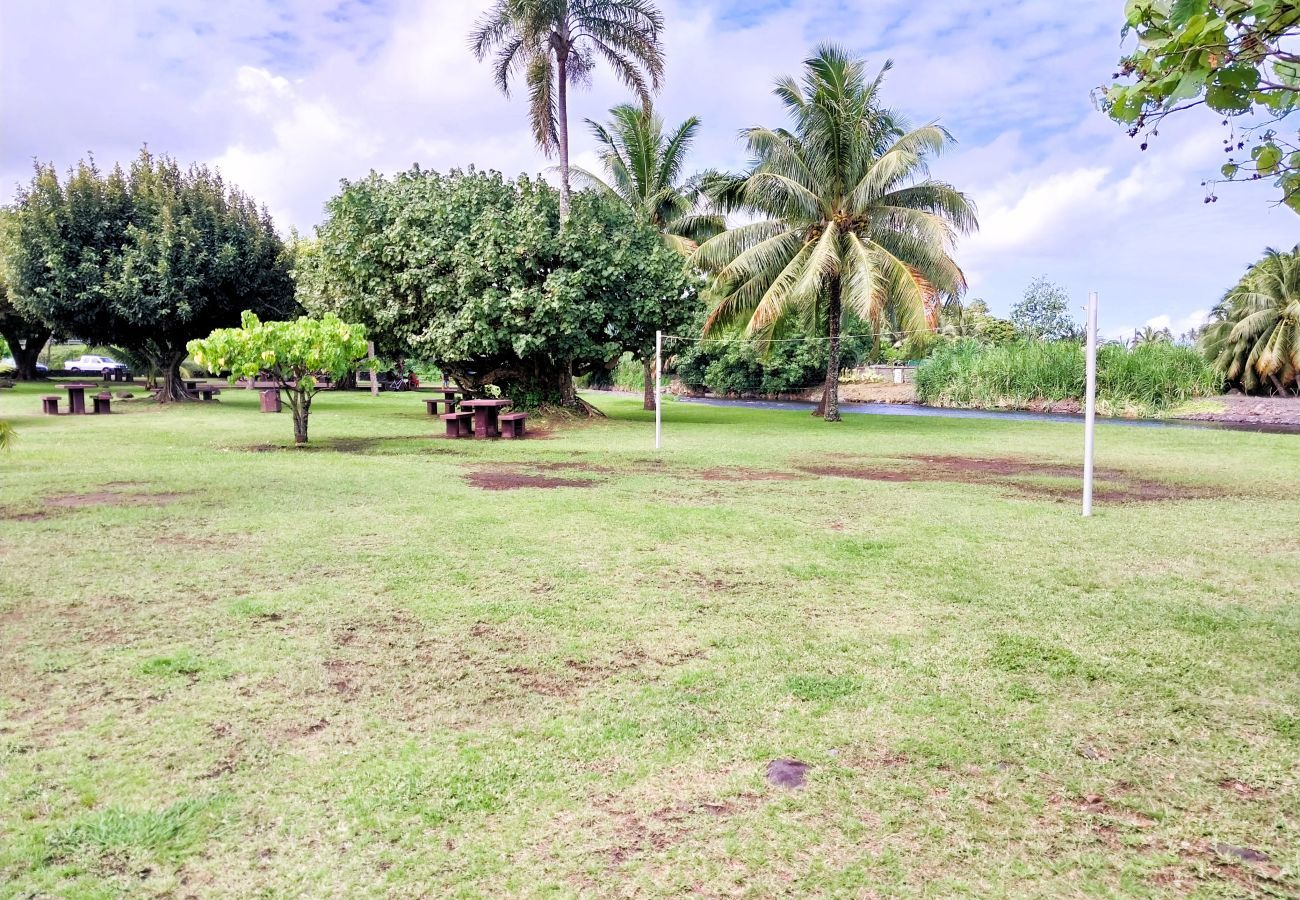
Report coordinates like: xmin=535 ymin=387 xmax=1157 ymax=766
xmin=92 ymin=392 xmax=112 ymax=414
xmin=424 ymin=397 xmax=458 ymax=416
xmin=499 ymin=411 xmax=527 ymax=438
xmin=440 ymin=410 xmax=474 ymax=438
xmin=197 ymin=386 xmax=221 ymax=401
xmin=41 ymin=395 xmax=60 ymax=415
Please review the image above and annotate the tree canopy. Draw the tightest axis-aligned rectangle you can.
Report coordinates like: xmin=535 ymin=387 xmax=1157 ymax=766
xmin=1104 ymin=0 xmax=1300 ymax=210
xmin=298 ymin=167 xmax=697 ymax=409
xmin=1009 ymin=277 xmax=1080 ymax=341
xmin=5 ymin=150 xmax=296 ymax=399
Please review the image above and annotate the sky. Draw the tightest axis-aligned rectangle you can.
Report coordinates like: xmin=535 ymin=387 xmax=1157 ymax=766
xmin=3 ymin=0 xmax=1298 ymax=339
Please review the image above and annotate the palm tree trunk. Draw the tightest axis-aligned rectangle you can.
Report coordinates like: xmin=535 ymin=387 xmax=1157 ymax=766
xmin=556 ymin=53 xmax=571 ymax=222
xmin=821 ymin=276 xmax=843 ymax=422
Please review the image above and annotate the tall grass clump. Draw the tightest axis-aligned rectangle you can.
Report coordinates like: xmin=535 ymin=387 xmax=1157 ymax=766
xmin=916 ymin=339 xmax=1221 ymax=415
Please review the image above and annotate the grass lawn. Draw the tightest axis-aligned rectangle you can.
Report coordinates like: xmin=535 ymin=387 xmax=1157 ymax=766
xmin=1 ymin=383 xmax=1298 ymax=897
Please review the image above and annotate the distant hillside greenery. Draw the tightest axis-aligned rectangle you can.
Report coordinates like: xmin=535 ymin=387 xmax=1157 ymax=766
xmin=916 ymin=340 xmax=1222 ymax=416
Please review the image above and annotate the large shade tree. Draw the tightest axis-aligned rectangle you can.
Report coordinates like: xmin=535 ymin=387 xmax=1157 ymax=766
xmin=1203 ymin=244 xmax=1300 ymax=395
xmin=298 ymin=167 xmax=696 ymax=410
xmin=6 ymin=151 xmax=296 ymax=400
xmin=469 ymin=0 xmax=666 ymax=221
xmin=692 ymin=45 xmax=978 ymax=421
xmin=575 ymin=102 xmax=723 ymax=407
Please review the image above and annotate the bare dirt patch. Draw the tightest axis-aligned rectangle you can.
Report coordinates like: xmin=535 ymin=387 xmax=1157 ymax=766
xmin=464 ymin=469 xmax=602 ymax=491
xmin=695 ymin=467 xmax=804 ymax=482
xmin=798 ymin=454 xmax=1221 ymax=504
xmin=0 ymin=490 xmax=190 ymax=520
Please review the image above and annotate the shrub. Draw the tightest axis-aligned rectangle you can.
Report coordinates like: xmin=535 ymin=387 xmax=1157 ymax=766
xmin=915 ymin=339 xmax=1221 ymax=415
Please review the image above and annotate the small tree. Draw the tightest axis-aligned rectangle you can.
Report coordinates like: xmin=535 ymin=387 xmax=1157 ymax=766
xmin=1010 ymin=277 xmax=1080 ymax=341
xmin=0 ymin=211 xmax=52 ymax=381
xmin=189 ymin=312 xmax=368 ymax=445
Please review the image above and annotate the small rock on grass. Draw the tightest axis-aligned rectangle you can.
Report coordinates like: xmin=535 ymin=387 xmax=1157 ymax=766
xmin=766 ymin=758 xmax=809 ymax=788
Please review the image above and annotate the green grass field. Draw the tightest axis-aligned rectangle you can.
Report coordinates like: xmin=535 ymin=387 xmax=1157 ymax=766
xmin=1 ymin=383 xmax=1298 ymax=897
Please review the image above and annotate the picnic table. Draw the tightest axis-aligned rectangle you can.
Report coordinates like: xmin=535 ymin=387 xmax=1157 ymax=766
xmin=423 ymin=386 xmax=463 ymax=416
xmin=459 ymin=398 xmax=513 ymax=439
xmin=61 ymin=382 xmax=99 ymax=415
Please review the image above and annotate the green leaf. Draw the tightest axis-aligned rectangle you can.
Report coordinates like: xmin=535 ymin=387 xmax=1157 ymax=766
xmin=1253 ymin=143 xmax=1283 ymax=174
xmin=1170 ymin=0 xmax=1208 ymax=27
xmin=1221 ymin=163 xmax=1240 ymax=178
xmin=1205 ymin=83 xmax=1252 ymax=113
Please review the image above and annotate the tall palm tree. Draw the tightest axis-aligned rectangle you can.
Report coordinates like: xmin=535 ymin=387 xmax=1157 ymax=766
xmin=1203 ymin=244 xmax=1300 ymax=395
xmin=575 ymin=102 xmax=725 ymax=408
xmin=692 ymin=45 xmax=977 ymax=421
xmin=469 ymin=0 xmax=665 ymax=222
xmin=1130 ymin=325 xmax=1172 ymax=347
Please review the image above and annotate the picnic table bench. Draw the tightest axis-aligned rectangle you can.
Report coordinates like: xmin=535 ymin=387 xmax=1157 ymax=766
xmin=423 ymin=387 xmax=463 ymax=416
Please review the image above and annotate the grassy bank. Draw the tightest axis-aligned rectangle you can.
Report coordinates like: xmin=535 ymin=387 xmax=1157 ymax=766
xmin=1 ymin=383 xmax=1297 ymax=895
xmin=915 ymin=340 xmax=1222 ymax=416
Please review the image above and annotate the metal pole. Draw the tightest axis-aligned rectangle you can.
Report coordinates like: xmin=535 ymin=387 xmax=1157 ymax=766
xmin=1083 ymin=291 xmax=1098 ymax=517
xmin=654 ymin=330 xmax=662 ymax=450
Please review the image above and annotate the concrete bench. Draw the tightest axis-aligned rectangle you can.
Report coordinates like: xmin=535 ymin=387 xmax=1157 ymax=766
xmin=41 ymin=395 xmax=60 ymax=415
xmin=92 ymin=392 xmax=112 ymax=414
xmin=499 ymin=411 xmax=527 ymax=438
xmin=441 ymin=410 xmax=474 ymax=438
xmin=197 ymin=386 xmax=221 ymax=401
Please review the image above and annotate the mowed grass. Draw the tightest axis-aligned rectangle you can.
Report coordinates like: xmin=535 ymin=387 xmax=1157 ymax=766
xmin=0 ymin=383 xmax=1298 ymax=897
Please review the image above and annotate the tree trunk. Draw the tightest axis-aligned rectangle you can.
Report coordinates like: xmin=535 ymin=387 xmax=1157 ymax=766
xmin=1 ymin=328 xmax=50 ymax=380
xmin=556 ymin=53 xmax=571 ymax=222
xmin=153 ymin=351 xmax=193 ymax=402
xmin=1268 ymin=372 xmax=1286 ymax=396
xmin=287 ymin=390 xmax=311 ymax=444
xmin=642 ymin=358 xmax=655 ymax=411
xmin=821 ymin=276 xmax=843 ymax=422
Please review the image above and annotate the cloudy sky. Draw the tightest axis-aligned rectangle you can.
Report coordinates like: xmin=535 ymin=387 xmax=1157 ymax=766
xmin=3 ymin=0 xmax=1297 ymax=337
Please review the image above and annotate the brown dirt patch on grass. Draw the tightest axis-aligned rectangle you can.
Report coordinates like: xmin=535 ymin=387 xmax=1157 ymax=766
xmin=0 ymin=490 xmax=190 ymax=520
xmin=464 ymin=469 xmax=602 ymax=491
xmin=799 ymin=454 xmax=1221 ymax=504
xmin=695 ymin=467 xmax=804 ymax=481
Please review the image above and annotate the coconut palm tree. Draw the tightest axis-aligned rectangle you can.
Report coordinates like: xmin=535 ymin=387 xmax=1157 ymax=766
xmin=576 ymin=103 xmax=724 ymax=254
xmin=574 ymin=102 xmax=725 ymax=408
xmin=469 ymin=0 xmax=665 ymax=222
xmin=691 ymin=45 xmax=977 ymax=421
xmin=1203 ymin=244 xmax=1300 ymax=395
xmin=1130 ymin=325 xmax=1173 ymax=347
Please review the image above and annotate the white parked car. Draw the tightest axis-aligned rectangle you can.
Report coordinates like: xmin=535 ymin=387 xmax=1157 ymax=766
xmin=64 ymin=354 xmax=126 ymax=373
xmin=0 ymin=357 xmax=49 ymax=373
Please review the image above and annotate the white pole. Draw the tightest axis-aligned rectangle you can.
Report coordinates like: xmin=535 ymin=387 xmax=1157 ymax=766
xmin=1082 ymin=291 xmax=1098 ymax=517
xmin=654 ymin=329 xmax=663 ymax=450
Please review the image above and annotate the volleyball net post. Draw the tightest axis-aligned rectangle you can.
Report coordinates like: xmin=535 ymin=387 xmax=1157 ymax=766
xmin=654 ymin=329 xmax=663 ymax=450
xmin=1082 ymin=291 xmax=1098 ymax=517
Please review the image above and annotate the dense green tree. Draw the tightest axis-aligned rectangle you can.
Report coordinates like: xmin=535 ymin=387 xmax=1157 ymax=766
xmin=938 ymin=297 xmax=1020 ymax=345
xmin=299 ymin=167 xmax=696 ymax=410
xmin=0 ymin=212 xmax=51 ymax=381
xmin=576 ymin=102 xmax=722 ymax=407
xmin=1203 ymin=244 xmax=1300 ymax=394
xmin=693 ymin=45 xmax=977 ymax=421
xmin=469 ymin=0 xmax=665 ymax=221
xmin=190 ymin=312 xmax=369 ymax=445
xmin=6 ymin=151 xmax=296 ymax=400
xmin=1009 ymin=276 xmax=1080 ymax=341
xmin=1103 ymin=0 xmax=1300 ymax=209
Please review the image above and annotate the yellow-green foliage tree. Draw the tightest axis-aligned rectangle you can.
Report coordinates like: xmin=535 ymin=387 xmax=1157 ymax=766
xmin=189 ymin=312 xmax=368 ymax=445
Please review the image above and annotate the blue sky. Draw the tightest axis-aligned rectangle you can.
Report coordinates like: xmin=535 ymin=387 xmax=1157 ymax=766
xmin=3 ymin=0 xmax=1297 ymax=337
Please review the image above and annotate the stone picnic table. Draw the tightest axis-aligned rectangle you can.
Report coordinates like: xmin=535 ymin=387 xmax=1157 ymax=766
xmin=459 ymin=398 xmax=513 ymax=439
xmin=60 ymin=382 xmax=99 ymax=415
